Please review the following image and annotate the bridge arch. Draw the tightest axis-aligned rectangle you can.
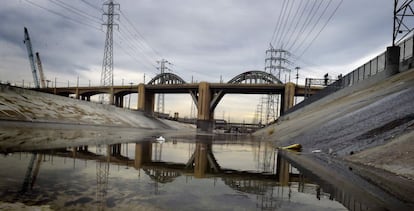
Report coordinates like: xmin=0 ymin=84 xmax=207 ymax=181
xmin=227 ymin=70 xmax=283 ymax=84
xmin=147 ymin=73 xmax=187 ymax=85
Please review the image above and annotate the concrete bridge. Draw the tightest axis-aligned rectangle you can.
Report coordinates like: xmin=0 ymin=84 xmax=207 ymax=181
xmin=35 ymin=70 xmax=323 ymax=131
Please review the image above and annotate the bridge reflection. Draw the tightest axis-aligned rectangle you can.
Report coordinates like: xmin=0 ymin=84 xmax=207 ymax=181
xmin=18 ymin=138 xmax=363 ymax=210
xmin=26 ymin=138 xmax=310 ymax=188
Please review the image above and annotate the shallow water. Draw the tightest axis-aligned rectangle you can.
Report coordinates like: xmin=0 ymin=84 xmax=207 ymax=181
xmin=0 ymin=135 xmax=349 ymax=210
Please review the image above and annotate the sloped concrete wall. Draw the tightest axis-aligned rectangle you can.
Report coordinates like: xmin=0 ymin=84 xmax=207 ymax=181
xmin=0 ymin=84 xmax=189 ymax=129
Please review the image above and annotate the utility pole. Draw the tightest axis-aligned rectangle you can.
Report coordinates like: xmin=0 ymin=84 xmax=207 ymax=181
xmin=295 ymin=67 xmax=300 ymax=105
xmin=156 ymin=59 xmax=171 ymax=115
xmin=100 ymin=0 xmax=119 ymax=103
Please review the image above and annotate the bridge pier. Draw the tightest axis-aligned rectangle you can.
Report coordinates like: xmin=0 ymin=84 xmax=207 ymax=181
xmin=138 ymin=83 xmax=155 ymax=115
xmin=134 ymin=142 xmax=152 ymax=169
xmin=110 ymin=144 xmax=121 ymax=156
xmin=197 ymin=82 xmax=214 ymax=132
xmin=194 ymin=141 xmax=208 ymax=178
xmin=276 ymin=153 xmax=290 ymax=186
xmin=114 ymin=95 xmax=124 ymax=107
xmin=75 ymin=88 xmax=80 ymax=100
xmin=109 ymin=87 xmax=114 ymax=105
xmin=282 ymin=82 xmax=296 ymax=114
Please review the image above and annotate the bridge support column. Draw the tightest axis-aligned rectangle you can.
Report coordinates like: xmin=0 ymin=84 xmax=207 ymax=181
xmin=138 ymin=84 xmax=155 ymax=115
xmin=194 ymin=141 xmax=208 ymax=178
xmin=282 ymin=82 xmax=295 ymax=114
xmin=197 ymin=82 xmax=214 ymax=132
xmin=277 ymin=153 xmax=290 ymax=186
xmin=114 ymin=95 xmax=124 ymax=107
xmin=109 ymin=87 xmax=114 ymax=105
xmin=134 ymin=142 xmax=152 ymax=169
xmin=110 ymin=144 xmax=121 ymax=156
xmin=75 ymin=88 xmax=80 ymax=100
xmin=385 ymin=45 xmax=400 ymax=76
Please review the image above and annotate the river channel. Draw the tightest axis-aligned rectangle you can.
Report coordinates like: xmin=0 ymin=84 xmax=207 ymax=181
xmin=0 ymin=135 xmax=360 ymax=210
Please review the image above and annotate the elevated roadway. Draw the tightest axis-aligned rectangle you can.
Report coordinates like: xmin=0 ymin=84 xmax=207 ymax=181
xmin=35 ymin=70 xmax=324 ymax=131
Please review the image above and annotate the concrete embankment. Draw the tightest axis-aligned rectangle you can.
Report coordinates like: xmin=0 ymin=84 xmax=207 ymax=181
xmin=0 ymin=84 xmax=195 ymax=151
xmin=255 ymin=68 xmax=414 ymax=206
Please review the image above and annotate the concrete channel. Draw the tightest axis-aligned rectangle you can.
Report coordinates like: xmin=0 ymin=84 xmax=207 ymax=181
xmin=255 ymin=67 xmax=414 ymax=209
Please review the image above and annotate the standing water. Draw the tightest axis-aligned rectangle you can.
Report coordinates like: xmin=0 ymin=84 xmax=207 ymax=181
xmin=0 ymin=135 xmax=352 ymax=210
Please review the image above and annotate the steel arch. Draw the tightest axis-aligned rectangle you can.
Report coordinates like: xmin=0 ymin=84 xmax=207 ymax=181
xmin=227 ymin=70 xmax=283 ymax=84
xmin=147 ymin=73 xmax=187 ymax=85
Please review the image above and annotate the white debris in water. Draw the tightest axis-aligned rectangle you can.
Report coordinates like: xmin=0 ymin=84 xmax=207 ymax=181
xmin=311 ymin=149 xmax=322 ymax=153
xmin=156 ymin=136 xmax=166 ymax=143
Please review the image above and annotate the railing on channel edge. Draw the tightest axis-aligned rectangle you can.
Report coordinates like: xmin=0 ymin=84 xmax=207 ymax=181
xmin=283 ymin=35 xmax=414 ymax=116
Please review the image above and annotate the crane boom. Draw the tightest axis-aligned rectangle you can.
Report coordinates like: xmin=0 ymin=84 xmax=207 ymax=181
xmin=35 ymin=52 xmax=46 ymax=88
xmin=23 ymin=27 xmax=40 ymax=88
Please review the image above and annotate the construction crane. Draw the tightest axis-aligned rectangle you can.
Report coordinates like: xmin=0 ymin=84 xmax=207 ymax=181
xmin=23 ymin=27 xmax=40 ymax=88
xmin=35 ymin=52 xmax=47 ymax=88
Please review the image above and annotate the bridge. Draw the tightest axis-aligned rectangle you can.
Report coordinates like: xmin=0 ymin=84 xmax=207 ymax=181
xmin=35 ymin=70 xmax=324 ymax=131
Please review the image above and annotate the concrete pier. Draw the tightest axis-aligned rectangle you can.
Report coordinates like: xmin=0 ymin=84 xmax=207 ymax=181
xmin=134 ymin=142 xmax=152 ymax=169
xmin=385 ymin=45 xmax=400 ymax=76
xmin=197 ymin=82 xmax=214 ymax=132
xmin=138 ymin=83 xmax=154 ymax=115
xmin=283 ymin=82 xmax=296 ymax=114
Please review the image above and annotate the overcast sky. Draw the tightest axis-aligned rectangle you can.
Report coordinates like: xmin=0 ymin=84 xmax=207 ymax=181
xmin=0 ymin=0 xmax=396 ymax=122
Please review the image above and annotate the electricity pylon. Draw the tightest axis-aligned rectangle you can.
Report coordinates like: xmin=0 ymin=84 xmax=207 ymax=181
xmin=156 ymin=59 xmax=171 ymax=114
xmin=100 ymin=0 xmax=119 ymax=103
xmin=263 ymin=44 xmax=291 ymax=124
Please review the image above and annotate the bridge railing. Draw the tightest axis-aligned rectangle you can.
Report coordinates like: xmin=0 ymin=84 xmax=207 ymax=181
xmin=284 ymin=35 xmax=414 ymax=116
xmin=0 ymin=78 xmax=145 ymax=89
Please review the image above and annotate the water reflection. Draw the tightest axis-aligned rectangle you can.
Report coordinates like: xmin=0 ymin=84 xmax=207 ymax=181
xmin=0 ymin=137 xmax=351 ymax=210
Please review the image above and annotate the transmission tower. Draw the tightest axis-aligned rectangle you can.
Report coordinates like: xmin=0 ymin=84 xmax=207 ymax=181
xmin=263 ymin=44 xmax=291 ymax=124
xmin=252 ymin=97 xmax=265 ymax=125
xmin=100 ymin=0 xmax=119 ymax=103
xmin=393 ymin=0 xmax=414 ymax=46
xmin=156 ymin=59 xmax=171 ymax=114
xmin=96 ymin=144 xmax=109 ymax=211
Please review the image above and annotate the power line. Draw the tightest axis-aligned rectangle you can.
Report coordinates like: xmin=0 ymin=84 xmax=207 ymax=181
xmin=275 ymin=0 xmax=295 ymax=48
xmin=115 ymin=30 xmax=158 ymax=70
xmin=24 ymin=0 xmax=102 ymax=31
xmin=79 ymin=0 xmax=102 ymax=12
xmin=286 ymin=0 xmax=320 ymax=51
xmin=283 ymin=0 xmax=308 ymax=48
xmin=24 ymin=0 xmax=161 ymax=78
xmin=292 ymin=0 xmax=333 ymax=54
xmin=270 ymin=0 xmax=287 ymax=44
xmin=119 ymin=9 xmax=163 ymax=59
xmin=113 ymin=39 xmax=158 ymax=73
xmin=115 ymin=26 xmax=158 ymax=66
xmin=272 ymin=0 xmax=291 ymax=46
xmin=297 ymin=0 xmax=343 ymax=58
xmin=117 ymin=20 xmax=159 ymax=63
xmin=50 ymin=0 xmax=102 ymax=24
